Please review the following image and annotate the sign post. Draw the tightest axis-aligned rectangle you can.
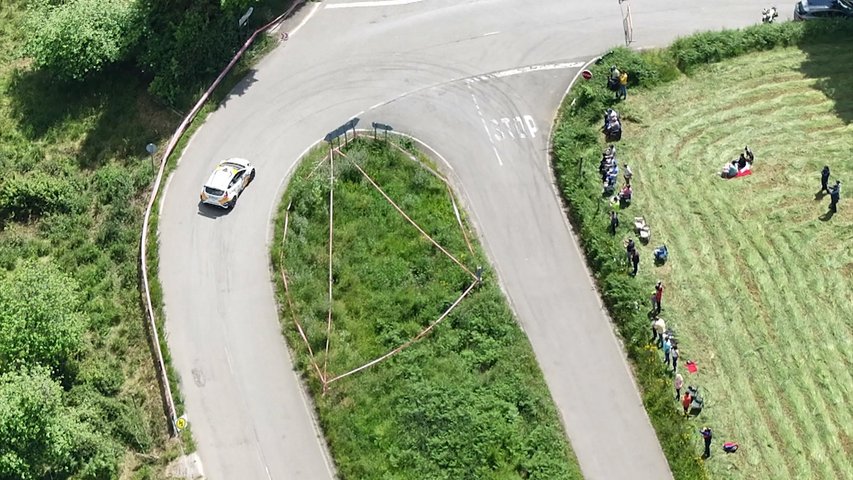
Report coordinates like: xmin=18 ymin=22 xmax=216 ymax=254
xmin=238 ymin=7 xmax=254 ymax=27
xmin=371 ymin=122 xmax=393 ymax=143
xmin=146 ymin=143 xmax=158 ymax=169
xmin=618 ymin=0 xmax=633 ymax=47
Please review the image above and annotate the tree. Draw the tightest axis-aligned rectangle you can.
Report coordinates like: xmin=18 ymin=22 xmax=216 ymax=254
xmin=137 ymin=0 xmax=240 ymax=105
xmin=0 ymin=367 xmax=79 ymax=480
xmin=0 ymin=260 xmax=85 ymax=372
xmin=24 ymin=0 xmax=141 ymax=80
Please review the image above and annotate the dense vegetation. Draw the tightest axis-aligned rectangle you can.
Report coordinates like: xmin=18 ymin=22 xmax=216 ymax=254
xmin=272 ymin=139 xmax=582 ymax=480
xmin=23 ymin=0 xmax=294 ymax=106
xmin=551 ymin=20 xmax=853 ymax=480
xmin=0 ymin=0 xmax=295 ymax=477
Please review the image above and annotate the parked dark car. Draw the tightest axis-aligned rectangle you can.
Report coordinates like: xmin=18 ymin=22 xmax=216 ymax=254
xmin=794 ymin=0 xmax=853 ymax=20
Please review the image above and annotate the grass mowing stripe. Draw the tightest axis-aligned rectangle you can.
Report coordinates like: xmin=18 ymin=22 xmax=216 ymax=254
xmin=604 ymin=45 xmax=853 ymax=479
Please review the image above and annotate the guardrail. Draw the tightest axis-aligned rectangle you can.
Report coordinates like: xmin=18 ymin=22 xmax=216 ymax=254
xmin=139 ymin=0 xmax=307 ymax=436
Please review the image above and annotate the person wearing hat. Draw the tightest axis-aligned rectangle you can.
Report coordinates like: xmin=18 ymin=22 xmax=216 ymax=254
xmin=829 ymin=180 xmax=841 ymax=213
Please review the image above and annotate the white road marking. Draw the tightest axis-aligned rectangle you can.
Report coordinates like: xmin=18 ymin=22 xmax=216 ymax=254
xmin=223 ymin=345 xmax=234 ymax=373
xmin=490 ymin=115 xmax=538 ymax=142
xmin=466 ymin=61 xmax=585 ymax=83
xmin=468 ymin=90 xmax=502 ymax=166
xmin=524 ymin=115 xmax=538 ymax=138
xmin=325 ymin=0 xmax=422 ymax=9
xmin=255 ymin=447 xmax=273 ymax=480
xmin=289 ymin=1 xmax=321 ymax=36
xmin=481 ymin=31 xmax=500 ymax=37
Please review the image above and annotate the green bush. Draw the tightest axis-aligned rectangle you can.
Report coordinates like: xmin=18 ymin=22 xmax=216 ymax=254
xmin=138 ymin=0 xmax=241 ymax=105
xmin=0 ymin=172 xmax=80 ymax=223
xmin=23 ymin=0 xmax=141 ymax=80
xmin=669 ymin=20 xmax=853 ymax=72
xmin=0 ymin=259 xmax=85 ymax=373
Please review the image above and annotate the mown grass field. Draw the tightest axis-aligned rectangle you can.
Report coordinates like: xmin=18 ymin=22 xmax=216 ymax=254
xmin=272 ymin=139 xmax=582 ymax=480
xmin=611 ymin=46 xmax=853 ymax=479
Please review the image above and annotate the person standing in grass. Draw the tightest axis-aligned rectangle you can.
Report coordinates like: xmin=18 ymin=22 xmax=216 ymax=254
xmin=671 ymin=343 xmax=680 ymax=372
xmin=674 ymin=372 xmax=684 ymax=401
xmin=653 ymin=280 xmax=664 ymax=314
xmin=651 ymin=317 xmax=666 ymax=347
xmin=829 ymin=180 xmax=841 ymax=213
xmin=700 ymin=427 xmax=713 ymax=459
xmin=625 ymin=238 xmax=636 ymax=266
xmin=618 ymin=71 xmax=628 ymax=100
xmin=631 ymin=249 xmax=640 ymax=277
xmin=662 ymin=334 xmax=672 ymax=368
xmin=682 ymin=390 xmax=692 ymax=416
xmin=610 ymin=210 xmax=619 ymax=235
xmin=820 ymin=166 xmax=831 ymax=194
xmin=623 ymin=163 xmax=633 ymax=185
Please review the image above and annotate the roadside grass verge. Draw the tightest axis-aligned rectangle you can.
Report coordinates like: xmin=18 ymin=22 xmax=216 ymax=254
xmin=551 ymin=20 xmax=853 ymax=480
xmin=271 ymin=138 xmax=583 ymax=480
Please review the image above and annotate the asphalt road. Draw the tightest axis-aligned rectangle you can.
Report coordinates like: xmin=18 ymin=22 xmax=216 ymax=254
xmin=158 ymin=1 xmax=778 ymax=478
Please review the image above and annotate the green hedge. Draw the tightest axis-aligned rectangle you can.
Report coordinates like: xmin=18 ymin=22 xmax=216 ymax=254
xmin=550 ymin=20 xmax=853 ymax=480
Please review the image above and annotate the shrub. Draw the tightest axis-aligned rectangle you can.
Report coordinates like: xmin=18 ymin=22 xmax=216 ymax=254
xmin=0 ymin=172 xmax=80 ymax=223
xmin=0 ymin=259 xmax=86 ymax=373
xmin=138 ymin=0 xmax=240 ymax=105
xmin=24 ymin=0 xmax=141 ymax=80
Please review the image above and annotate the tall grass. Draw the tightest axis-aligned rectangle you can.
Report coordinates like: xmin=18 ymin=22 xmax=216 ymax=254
xmin=551 ymin=20 xmax=853 ymax=480
xmin=271 ymin=139 xmax=582 ymax=480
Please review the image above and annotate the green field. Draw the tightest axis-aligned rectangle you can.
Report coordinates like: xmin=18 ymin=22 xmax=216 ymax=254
xmin=597 ymin=46 xmax=853 ymax=479
xmin=272 ymin=139 xmax=582 ymax=480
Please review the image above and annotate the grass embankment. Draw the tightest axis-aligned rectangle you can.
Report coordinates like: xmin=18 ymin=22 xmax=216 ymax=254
xmin=611 ymin=47 xmax=853 ymax=480
xmin=272 ymin=138 xmax=582 ymax=480
xmin=551 ymin=21 xmax=853 ymax=480
xmin=0 ymin=0 xmax=295 ymax=477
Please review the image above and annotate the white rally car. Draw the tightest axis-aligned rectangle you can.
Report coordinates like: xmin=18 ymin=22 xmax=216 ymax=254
xmin=199 ymin=158 xmax=256 ymax=209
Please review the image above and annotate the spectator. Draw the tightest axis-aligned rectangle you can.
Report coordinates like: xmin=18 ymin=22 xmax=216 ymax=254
xmin=682 ymin=391 xmax=692 ymax=416
xmin=700 ymin=427 xmax=713 ymax=459
xmin=631 ymin=249 xmax=640 ymax=277
xmin=625 ymin=238 xmax=636 ymax=265
xmin=652 ymin=317 xmax=666 ymax=347
xmin=671 ymin=344 xmax=680 ymax=372
xmin=663 ymin=335 xmax=672 ymax=367
xmin=610 ymin=210 xmax=619 ymax=235
xmin=674 ymin=373 xmax=684 ymax=401
xmin=821 ymin=166 xmax=831 ymax=194
xmin=624 ymin=163 xmax=633 ymax=185
xmin=654 ymin=281 xmax=664 ymax=314
xmin=618 ymin=71 xmax=628 ymax=100
xmin=829 ymin=180 xmax=841 ymax=213
xmin=608 ymin=66 xmax=621 ymax=92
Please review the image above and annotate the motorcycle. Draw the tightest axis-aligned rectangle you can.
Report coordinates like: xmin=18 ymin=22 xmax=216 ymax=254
xmin=762 ymin=6 xmax=779 ymax=24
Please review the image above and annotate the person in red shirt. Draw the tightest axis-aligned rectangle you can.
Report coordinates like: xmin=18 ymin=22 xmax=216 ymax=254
xmin=653 ymin=280 xmax=664 ymax=314
xmin=682 ymin=391 xmax=692 ymax=417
